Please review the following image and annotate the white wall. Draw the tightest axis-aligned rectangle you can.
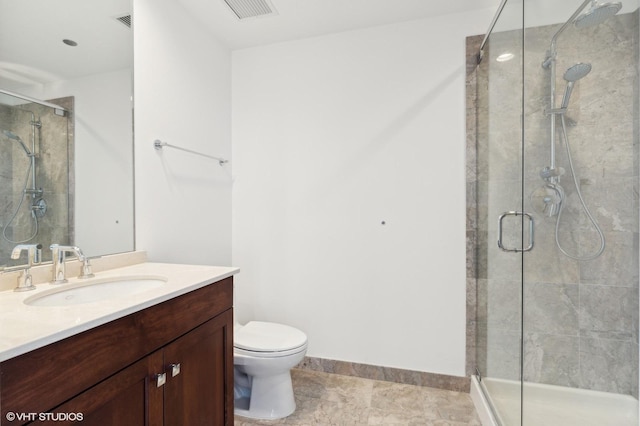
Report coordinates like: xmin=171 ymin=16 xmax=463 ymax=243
xmin=133 ymin=0 xmax=232 ymax=265
xmin=232 ymin=10 xmax=492 ymax=377
xmin=133 ymin=0 xmax=493 ymax=377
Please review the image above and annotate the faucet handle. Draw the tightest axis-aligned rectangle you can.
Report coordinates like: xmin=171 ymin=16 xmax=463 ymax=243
xmin=14 ymin=268 xmax=36 ymax=292
xmin=79 ymin=257 xmax=95 ymax=279
xmin=11 ymin=244 xmax=41 ymax=292
xmin=11 ymin=243 xmax=42 ymax=266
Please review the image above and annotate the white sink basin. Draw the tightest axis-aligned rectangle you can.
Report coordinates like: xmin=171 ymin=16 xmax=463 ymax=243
xmin=23 ymin=276 xmax=167 ymax=307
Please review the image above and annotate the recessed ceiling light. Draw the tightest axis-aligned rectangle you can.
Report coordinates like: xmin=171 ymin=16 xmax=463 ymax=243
xmin=496 ymin=53 xmax=514 ymax=62
xmin=62 ymin=39 xmax=78 ymax=47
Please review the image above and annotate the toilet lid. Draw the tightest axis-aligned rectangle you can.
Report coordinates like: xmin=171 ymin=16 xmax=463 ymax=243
xmin=234 ymin=321 xmax=307 ymax=352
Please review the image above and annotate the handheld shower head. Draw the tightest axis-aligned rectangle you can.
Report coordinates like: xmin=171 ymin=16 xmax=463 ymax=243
xmin=574 ymin=1 xmax=622 ymax=28
xmin=1 ymin=130 xmax=31 ymax=155
xmin=564 ymin=62 xmax=592 ymax=82
xmin=561 ymin=63 xmax=592 ymax=109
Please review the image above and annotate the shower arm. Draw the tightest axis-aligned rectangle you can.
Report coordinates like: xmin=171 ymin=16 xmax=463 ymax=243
xmin=544 ymin=0 xmax=593 ymax=65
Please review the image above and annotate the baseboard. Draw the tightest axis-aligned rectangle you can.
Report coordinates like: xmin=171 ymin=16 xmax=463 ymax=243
xmin=296 ymin=356 xmax=470 ymax=393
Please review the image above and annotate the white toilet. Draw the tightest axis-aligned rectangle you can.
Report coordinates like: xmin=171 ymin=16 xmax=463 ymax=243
xmin=233 ymin=321 xmax=308 ymax=420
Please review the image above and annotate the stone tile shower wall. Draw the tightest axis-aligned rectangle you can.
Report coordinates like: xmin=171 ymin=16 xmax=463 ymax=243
xmin=0 ymin=98 xmax=73 ymax=265
xmin=470 ymin=12 xmax=639 ymax=396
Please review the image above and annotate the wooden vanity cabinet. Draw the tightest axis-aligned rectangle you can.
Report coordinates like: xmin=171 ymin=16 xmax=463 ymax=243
xmin=45 ymin=349 xmax=164 ymax=425
xmin=0 ymin=277 xmax=234 ymax=426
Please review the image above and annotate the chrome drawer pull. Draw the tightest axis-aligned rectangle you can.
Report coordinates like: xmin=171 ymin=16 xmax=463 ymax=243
xmin=155 ymin=372 xmax=166 ymax=387
xmin=170 ymin=363 xmax=181 ymax=377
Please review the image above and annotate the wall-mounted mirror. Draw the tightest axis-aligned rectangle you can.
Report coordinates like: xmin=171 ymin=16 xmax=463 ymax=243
xmin=0 ymin=0 xmax=134 ymax=268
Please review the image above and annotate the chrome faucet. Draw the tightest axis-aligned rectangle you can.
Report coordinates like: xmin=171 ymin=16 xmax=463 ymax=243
xmin=50 ymin=244 xmax=95 ymax=284
xmin=11 ymin=243 xmax=42 ymax=292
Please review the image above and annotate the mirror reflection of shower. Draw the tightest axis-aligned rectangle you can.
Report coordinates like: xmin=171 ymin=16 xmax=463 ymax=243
xmin=1 ymin=111 xmax=46 ymax=244
xmin=536 ymin=0 xmax=620 ymax=261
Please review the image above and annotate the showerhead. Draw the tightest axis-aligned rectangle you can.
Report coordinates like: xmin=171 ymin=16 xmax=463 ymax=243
xmin=560 ymin=63 xmax=592 ymax=109
xmin=1 ymin=130 xmax=31 ymax=155
xmin=563 ymin=62 xmax=592 ymax=82
xmin=574 ymin=1 xmax=622 ymax=29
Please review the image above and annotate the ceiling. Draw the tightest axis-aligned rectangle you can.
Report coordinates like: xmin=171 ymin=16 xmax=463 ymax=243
xmin=4 ymin=0 xmax=639 ymax=89
xmin=0 ymin=0 xmax=498 ymax=89
xmin=177 ymin=0 xmax=499 ymax=50
xmin=0 ymin=0 xmax=132 ymax=90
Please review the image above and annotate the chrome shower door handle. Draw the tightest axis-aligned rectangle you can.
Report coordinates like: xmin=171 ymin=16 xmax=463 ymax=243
xmin=497 ymin=211 xmax=534 ymax=252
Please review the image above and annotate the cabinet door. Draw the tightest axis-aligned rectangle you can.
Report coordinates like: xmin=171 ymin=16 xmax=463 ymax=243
xmin=164 ymin=310 xmax=233 ymax=426
xmin=40 ymin=351 xmax=164 ymax=426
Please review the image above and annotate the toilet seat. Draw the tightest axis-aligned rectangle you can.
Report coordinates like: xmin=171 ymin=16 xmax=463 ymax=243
xmin=234 ymin=344 xmax=307 ymax=358
xmin=234 ymin=321 xmax=307 ymax=354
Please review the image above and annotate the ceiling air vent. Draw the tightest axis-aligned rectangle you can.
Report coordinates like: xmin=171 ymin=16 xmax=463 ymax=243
xmin=114 ymin=14 xmax=132 ymax=29
xmin=223 ymin=0 xmax=278 ymax=20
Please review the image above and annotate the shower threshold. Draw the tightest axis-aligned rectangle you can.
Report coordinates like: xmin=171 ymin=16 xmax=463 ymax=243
xmin=471 ymin=376 xmax=638 ymax=426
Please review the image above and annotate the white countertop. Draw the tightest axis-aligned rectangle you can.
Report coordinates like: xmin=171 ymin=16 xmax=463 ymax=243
xmin=0 ymin=261 xmax=239 ymax=362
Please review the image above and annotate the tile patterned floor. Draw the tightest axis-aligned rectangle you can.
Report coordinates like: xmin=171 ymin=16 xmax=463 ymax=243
xmin=234 ymin=369 xmax=482 ymax=425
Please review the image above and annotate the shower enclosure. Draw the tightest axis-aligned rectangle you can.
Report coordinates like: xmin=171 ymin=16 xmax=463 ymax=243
xmin=0 ymin=90 xmax=73 ymax=265
xmin=468 ymin=0 xmax=639 ymax=424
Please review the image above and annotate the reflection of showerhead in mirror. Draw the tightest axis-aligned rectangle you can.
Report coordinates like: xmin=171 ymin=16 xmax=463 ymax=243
xmin=1 ymin=129 xmax=31 ymax=155
xmin=531 ymin=184 xmax=564 ymax=217
xmin=2 ymin=129 xmax=21 ymax=141
xmin=574 ymin=1 xmax=622 ymax=29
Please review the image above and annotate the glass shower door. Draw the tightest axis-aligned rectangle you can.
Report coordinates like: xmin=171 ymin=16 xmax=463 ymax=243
xmin=475 ymin=0 xmax=526 ymax=424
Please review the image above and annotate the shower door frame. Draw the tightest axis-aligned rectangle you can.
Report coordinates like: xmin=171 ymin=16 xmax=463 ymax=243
xmin=467 ymin=0 xmax=527 ymax=423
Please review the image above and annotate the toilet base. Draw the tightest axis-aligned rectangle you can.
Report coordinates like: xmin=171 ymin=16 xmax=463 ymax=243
xmin=233 ymin=369 xmax=296 ymax=420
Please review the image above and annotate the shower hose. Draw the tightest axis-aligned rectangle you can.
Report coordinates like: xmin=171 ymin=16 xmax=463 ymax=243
xmin=2 ymin=159 xmax=38 ymax=244
xmin=555 ymin=114 xmax=605 ymax=261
